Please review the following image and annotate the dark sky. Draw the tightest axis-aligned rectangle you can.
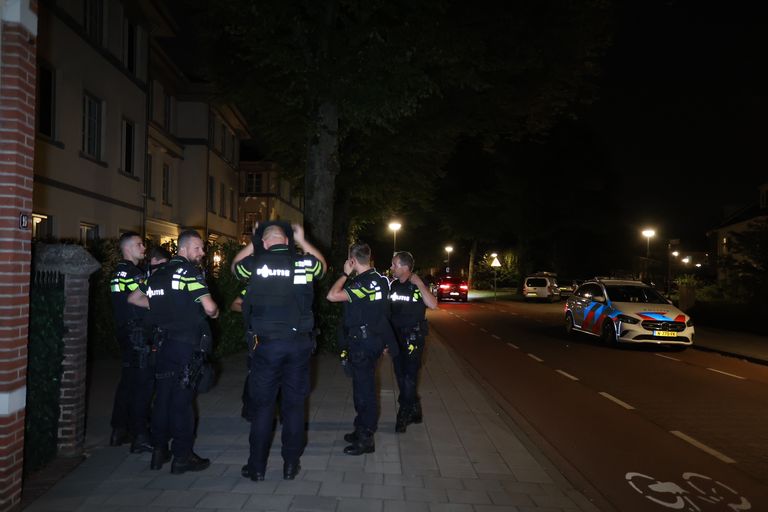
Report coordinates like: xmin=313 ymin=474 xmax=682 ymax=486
xmin=587 ymin=1 xmax=767 ymax=250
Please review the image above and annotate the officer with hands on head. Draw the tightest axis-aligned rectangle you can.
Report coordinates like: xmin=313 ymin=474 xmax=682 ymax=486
xmin=389 ymin=251 xmax=438 ymax=432
xmin=327 ymin=243 xmax=395 ymax=455
xmin=108 ymin=231 xmax=154 ymax=453
xmin=231 ymin=222 xmax=325 ymax=482
xmin=128 ymin=230 xmax=219 ymax=474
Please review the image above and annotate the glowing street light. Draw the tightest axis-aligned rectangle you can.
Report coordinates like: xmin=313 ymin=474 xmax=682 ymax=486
xmin=445 ymin=245 xmax=453 ymax=273
xmin=682 ymin=256 xmax=691 ymax=264
xmin=642 ymin=228 xmax=656 ymax=258
xmin=388 ymin=222 xmax=401 ymax=252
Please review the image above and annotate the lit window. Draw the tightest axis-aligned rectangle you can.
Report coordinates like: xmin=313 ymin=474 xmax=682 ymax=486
xmin=32 ymin=214 xmax=53 ymax=239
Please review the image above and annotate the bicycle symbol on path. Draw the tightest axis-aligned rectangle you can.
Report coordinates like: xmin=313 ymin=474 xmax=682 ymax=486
xmin=625 ymin=472 xmax=752 ymax=511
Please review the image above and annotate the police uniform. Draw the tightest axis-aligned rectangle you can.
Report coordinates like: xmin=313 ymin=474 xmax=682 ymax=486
xmin=340 ymin=268 xmax=394 ymax=454
xmin=235 ymin=244 xmax=323 ymax=479
xmin=389 ymin=279 xmax=429 ymax=430
xmin=109 ymin=259 xmax=154 ymax=449
xmin=143 ymin=255 xmax=212 ymax=472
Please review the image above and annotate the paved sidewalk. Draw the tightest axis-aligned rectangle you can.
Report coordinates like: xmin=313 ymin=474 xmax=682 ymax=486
xmin=24 ymin=334 xmax=596 ymax=512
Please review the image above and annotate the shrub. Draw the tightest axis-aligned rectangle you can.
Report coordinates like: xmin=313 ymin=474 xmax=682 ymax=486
xmin=24 ymin=272 xmax=66 ymax=472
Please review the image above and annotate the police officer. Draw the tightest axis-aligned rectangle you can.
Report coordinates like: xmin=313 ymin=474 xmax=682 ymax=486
xmin=108 ymin=231 xmax=154 ymax=453
xmin=327 ymin=243 xmax=395 ymax=455
xmin=389 ymin=251 xmax=438 ymax=432
xmin=232 ymin=223 xmax=325 ymax=481
xmin=129 ymin=230 xmax=219 ymax=474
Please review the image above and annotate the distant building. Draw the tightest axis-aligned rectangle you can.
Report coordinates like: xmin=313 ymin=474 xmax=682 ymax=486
xmin=33 ymin=0 xmax=249 ymax=246
xmin=238 ymin=161 xmax=304 ymax=243
xmin=708 ymin=182 xmax=768 ymax=283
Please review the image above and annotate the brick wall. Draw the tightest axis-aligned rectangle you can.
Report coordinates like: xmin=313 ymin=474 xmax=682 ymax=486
xmin=0 ymin=4 xmax=37 ymax=510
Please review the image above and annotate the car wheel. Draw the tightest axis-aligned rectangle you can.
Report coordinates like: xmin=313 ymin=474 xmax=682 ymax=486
xmin=601 ymin=320 xmax=617 ymax=346
xmin=565 ymin=312 xmax=575 ymax=336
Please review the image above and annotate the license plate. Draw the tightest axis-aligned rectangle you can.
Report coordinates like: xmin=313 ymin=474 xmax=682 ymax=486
xmin=526 ymin=292 xmax=537 ymax=297
xmin=450 ymin=292 xmax=459 ymax=296
xmin=653 ymin=331 xmax=677 ymax=337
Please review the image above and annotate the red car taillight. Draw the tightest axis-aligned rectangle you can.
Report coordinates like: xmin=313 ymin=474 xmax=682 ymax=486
xmin=459 ymin=285 xmax=468 ymax=290
xmin=439 ymin=284 xmax=451 ymax=290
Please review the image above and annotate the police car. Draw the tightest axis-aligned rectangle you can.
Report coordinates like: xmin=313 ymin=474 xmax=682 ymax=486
xmin=564 ymin=279 xmax=694 ymax=348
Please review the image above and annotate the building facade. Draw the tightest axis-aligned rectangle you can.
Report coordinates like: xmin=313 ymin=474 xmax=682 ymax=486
xmin=33 ymin=0 xmax=248 ymax=246
xmin=238 ymin=160 xmax=304 ymax=243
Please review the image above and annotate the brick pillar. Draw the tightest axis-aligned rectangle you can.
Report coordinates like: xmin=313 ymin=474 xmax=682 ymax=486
xmin=0 ymin=2 xmax=37 ymax=511
xmin=33 ymin=245 xmax=99 ymax=457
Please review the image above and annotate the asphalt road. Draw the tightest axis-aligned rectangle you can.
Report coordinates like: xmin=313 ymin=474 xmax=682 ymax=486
xmin=427 ymin=298 xmax=768 ymax=512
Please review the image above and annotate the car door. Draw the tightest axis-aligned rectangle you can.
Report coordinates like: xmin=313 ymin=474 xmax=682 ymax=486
xmin=570 ymin=284 xmax=591 ymax=327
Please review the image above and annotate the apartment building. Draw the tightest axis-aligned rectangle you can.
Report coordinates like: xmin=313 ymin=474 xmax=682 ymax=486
xmin=239 ymin=160 xmax=304 ymax=243
xmin=33 ymin=0 xmax=248 ymax=245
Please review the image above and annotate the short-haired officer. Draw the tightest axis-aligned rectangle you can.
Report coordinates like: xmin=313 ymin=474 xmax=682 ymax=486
xmin=327 ymin=243 xmax=395 ymax=455
xmin=108 ymin=231 xmax=154 ymax=453
xmin=129 ymin=230 xmax=219 ymax=474
xmin=147 ymin=245 xmax=171 ymax=275
xmin=389 ymin=251 xmax=438 ymax=432
xmin=232 ymin=223 xmax=325 ymax=481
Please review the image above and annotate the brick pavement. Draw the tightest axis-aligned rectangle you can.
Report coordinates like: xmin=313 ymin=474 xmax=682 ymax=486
xmin=23 ymin=333 xmax=598 ymax=512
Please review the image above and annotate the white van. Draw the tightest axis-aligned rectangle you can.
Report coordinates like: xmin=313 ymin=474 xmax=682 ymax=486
xmin=523 ymin=273 xmax=560 ymax=302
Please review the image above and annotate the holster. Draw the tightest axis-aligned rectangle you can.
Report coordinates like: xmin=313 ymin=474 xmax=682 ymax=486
xmin=344 ymin=324 xmax=369 ymax=341
xmin=128 ymin=324 xmax=151 ymax=369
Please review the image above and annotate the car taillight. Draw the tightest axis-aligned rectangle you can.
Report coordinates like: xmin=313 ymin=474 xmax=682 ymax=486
xmin=460 ymin=285 xmax=468 ymax=290
xmin=440 ymin=284 xmax=451 ymax=290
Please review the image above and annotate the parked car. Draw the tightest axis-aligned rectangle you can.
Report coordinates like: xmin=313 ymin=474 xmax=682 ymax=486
xmin=557 ymin=278 xmax=581 ymax=298
xmin=523 ymin=273 xmax=560 ymax=302
xmin=436 ymin=276 xmax=468 ymax=302
xmin=564 ymin=278 xmax=694 ymax=348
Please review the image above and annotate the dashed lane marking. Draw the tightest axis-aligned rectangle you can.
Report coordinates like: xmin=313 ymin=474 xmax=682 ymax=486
xmin=528 ymin=353 xmax=543 ymax=363
xmin=670 ymin=430 xmax=736 ymax=464
xmin=492 ymin=334 xmax=501 ymax=340
xmin=480 ymin=328 xmax=488 ymax=333
xmin=598 ymin=392 xmax=635 ymax=410
xmin=507 ymin=342 xmax=519 ymax=349
xmin=470 ymin=322 xmax=477 ymax=327
xmin=706 ymin=368 xmax=746 ymax=380
xmin=655 ymin=354 xmax=681 ymax=362
xmin=556 ymin=369 xmax=579 ymax=381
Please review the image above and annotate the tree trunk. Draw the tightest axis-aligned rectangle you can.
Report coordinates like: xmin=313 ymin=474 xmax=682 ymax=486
xmin=468 ymin=239 xmax=478 ymax=288
xmin=304 ymin=101 xmax=339 ymax=253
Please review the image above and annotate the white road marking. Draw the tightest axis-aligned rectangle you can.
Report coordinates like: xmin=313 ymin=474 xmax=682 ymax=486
xmin=506 ymin=342 xmax=519 ymax=349
xmin=598 ymin=392 xmax=635 ymax=410
xmin=655 ymin=354 xmax=680 ymax=362
xmin=670 ymin=431 xmax=736 ymax=464
xmin=706 ymin=368 xmax=746 ymax=380
xmin=528 ymin=353 xmax=543 ymax=363
xmin=508 ymin=312 xmax=518 ymax=316
xmin=480 ymin=328 xmax=488 ymax=333
xmin=492 ymin=334 xmax=501 ymax=340
xmin=556 ymin=369 xmax=579 ymax=381
xmin=470 ymin=322 xmax=477 ymax=326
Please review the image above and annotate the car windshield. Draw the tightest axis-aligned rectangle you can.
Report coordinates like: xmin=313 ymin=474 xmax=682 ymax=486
xmin=440 ymin=277 xmax=463 ymax=285
xmin=605 ymin=285 xmax=668 ymax=304
xmin=526 ymin=278 xmax=547 ymax=287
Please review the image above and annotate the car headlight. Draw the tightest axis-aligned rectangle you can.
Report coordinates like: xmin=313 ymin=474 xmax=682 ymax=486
xmin=686 ymin=318 xmax=694 ymax=327
xmin=617 ymin=314 xmax=639 ymax=324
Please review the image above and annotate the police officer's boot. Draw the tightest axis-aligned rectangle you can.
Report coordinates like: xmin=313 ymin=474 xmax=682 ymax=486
xmin=395 ymin=408 xmax=410 ymax=433
xmin=150 ymin=444 xmax=171 ymax=470
xmin=130 ymin=433 xmax=153 ymax=454
xmin=171 ymin=452 xmax=211 ymax=474
xmin=343 ymin=430 xmax=360 ymax=444
xmin=410 ymin=400 xmax=423 ymax=424
xmin=343 ymin=430 xmax=375 ymax=456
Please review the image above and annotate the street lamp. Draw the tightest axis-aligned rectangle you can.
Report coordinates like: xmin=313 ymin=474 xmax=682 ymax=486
xmin=682 ymin=256 xmax=690 ymax=264
xmin=388 ymin=222 xmax=401 ymax=253
xmin=444 ymin=245 xmax=453 ymax=273
xmin=642 ymin=228 xmax=656 ymax=258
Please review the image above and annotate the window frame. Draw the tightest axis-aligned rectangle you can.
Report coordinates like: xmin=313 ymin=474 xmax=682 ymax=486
xmin=37 ymin=63 xmax=56 ymax=139
xmin=81 ymin=91 xmax=103 ymax=160
xmin=120 ymin=117 xmax=135 ymax=175
xmin=162 ymin=163 xmax=171 ymax=205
